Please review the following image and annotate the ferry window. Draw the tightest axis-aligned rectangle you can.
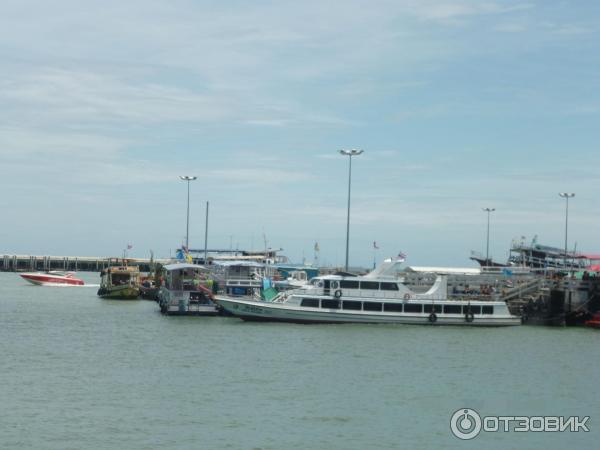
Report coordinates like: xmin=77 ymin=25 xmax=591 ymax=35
xmin=321 ymin=299 xmax=340 ymax=309
xmin=300 ymin=298 xmax=319 ymax=308
xmin=482 ymin=306 xmax=494 ymax=314
xmin=444 ymin=305 xmax=462 ymax=314
xmin=360 ymin=281 xmax=379 ymax=290
xmin=380 ymin=282 xmax=399 ymax=291
xmin=423 ymin=304 xmax=442 ymax=313
xmin=404 ymin=303 xmax=422 ymax=313
xmin=466 ymin=305 xmax=482 ymax=315
xmin=340 ymin=280 xmax=359 ymax=289
xmin=342 ymin=301 xmax=362 ymax=310
xmin=384 ymin=303 xmax=403 ymax=312
xmin=363 ymin=302 xmax=382 ymax=312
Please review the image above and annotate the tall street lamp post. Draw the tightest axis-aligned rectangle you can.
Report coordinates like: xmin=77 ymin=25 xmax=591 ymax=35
xmin=180 ymin=175 xmax=197 ymax=249
xmin=559 ymin=192 xmax=575 ymax=269
xmin=482 ymin=208 xmax=495 ymax=267
xmin=339 ymin=149 xmax=363 ymax=271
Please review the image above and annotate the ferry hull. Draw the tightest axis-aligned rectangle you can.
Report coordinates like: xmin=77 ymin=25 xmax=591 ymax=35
xmin=158 ymin=287 xmax=219 ymax=316
xmin=215 ymin=297 xmax=522 ymax=326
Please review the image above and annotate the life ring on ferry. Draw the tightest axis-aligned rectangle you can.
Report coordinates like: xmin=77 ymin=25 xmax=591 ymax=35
xmin=334 ymin=290 xmax=342 ymax=299
xmin=403 ymin=293 xmax=411 ymax=300
xmin=428 ymin=312 xmax=438 ymax=323
xmin=465 ymin=311 xmax=475 ymax=323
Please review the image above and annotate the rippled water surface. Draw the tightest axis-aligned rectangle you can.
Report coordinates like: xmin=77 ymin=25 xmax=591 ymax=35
xmin=1 ymin=272 xmax=598 ymax=449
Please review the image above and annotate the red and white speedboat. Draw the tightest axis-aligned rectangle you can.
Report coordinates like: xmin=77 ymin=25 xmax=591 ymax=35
xmin=20 ymin=271 xmax=85 ymax=286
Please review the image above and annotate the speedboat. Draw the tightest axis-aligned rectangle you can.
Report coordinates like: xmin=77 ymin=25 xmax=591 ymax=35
xmin=20 ymin=271 xmax=85 ymax=286
xmin=215 ymin=257 xmax=522 ymax=326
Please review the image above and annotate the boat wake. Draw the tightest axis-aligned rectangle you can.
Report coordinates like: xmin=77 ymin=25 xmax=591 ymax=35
xmin=30 ymin=283 xmax=100 ymax=288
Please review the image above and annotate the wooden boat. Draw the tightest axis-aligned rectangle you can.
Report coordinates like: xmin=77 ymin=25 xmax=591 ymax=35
xmin=97 ymin=265 xmax=140 ymax=299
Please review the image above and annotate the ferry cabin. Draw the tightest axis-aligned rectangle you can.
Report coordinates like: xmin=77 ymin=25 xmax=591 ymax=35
xmin=281 ymin=276 xmax=510 ymax=324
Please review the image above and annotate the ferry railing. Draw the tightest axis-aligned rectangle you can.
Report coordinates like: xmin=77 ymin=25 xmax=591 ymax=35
xmin=226 ymin=278 xmax=263 ymax=288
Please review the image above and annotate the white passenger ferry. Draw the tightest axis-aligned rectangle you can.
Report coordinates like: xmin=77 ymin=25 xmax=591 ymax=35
xmin=215 ymin=257 xmax=521 ymax=326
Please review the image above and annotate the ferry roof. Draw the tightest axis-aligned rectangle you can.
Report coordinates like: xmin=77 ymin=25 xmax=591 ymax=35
xmin=406 ymin=266 xmax=481 ymax=275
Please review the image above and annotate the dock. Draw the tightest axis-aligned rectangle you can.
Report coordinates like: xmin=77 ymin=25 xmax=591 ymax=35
xmin=1 ymin=254 xmax=169 ymax=273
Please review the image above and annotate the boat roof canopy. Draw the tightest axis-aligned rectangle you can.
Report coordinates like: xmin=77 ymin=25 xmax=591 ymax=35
xmin=163 ymin=263 xmax=207 ymax=271
xmin=211 ymin=260 xmax=266 ymax=268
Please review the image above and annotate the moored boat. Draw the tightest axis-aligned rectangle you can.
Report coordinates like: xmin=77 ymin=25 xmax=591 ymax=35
xmin=158 ymin=263 xmax=218 ymax=315
xmin=215 ymin=257 xmax=521 ymax=326
xmin=97 ymin=265 xmax=141 ymax=299
xmin=584 ymin=313 xmax=600 ymax=329
xmin=20 ymin=271 xmax=84 ymax=286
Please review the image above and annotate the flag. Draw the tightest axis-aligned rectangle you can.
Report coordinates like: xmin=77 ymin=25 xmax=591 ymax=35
xmin=314 ymin=242 xmax=320 ymax=252
xmin=373 ymin=241 xmax=379 ymax=249
xmin=398 ymin=251 xmax=407 ymax=259
xmin=127 ymin=244 xmax=133 ymax=250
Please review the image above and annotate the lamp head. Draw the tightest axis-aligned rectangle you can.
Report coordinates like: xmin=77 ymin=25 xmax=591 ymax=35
xmin=339 ymin=149 xmax=364 ymax=156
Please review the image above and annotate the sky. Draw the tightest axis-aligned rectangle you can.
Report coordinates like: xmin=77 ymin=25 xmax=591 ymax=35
xmin=1 ymin=0 xmax=599 ymax=267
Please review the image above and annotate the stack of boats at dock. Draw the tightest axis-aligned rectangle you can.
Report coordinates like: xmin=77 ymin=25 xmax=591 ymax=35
xmin=148 ymin=255 xmax=522 ymax=326
xmin=86 ymin=241 xmax=600 ymax=327
xmin=15 ymin=238 xmax=600 ymax=326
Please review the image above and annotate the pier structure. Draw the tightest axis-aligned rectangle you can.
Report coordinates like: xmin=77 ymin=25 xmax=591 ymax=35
xmin=0 ymin=254 xmax=169 ymax=273
xmin=401 ymin=268 xmax=600 ymax=325
xmin=517 ymin=277 xmax=600 ymax=326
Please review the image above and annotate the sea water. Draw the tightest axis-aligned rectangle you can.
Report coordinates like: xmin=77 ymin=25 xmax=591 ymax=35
xmin=0 ymin=272 xmax=598 ymax=449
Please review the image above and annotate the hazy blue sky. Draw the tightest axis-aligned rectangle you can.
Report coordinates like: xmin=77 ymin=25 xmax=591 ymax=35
xmin=1 ymin=0 xmax=599 ymax=267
